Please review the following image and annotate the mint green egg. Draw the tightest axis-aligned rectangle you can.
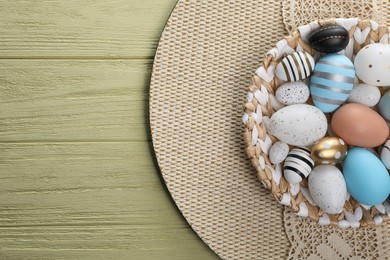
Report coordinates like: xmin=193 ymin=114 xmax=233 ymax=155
xmin=378 ymin=90 xmax=390 ymax=120
xmin=343 ymin=148 xmax=390 ymax=206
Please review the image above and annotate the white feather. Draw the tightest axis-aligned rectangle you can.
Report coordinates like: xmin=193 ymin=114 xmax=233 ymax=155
xmin=256 ymin=105 xmax=262 ymax=124
xmin=344 ymin=213 xmax=360 ymax=228
xmin=370 ymin=20 xmax=379 ymax=30
xmin=336 ymin=18 xmax=358 ymax=30
xmin=274 ymin=164 xmax=283 ymax=185
xmin=255 ymin=65 xmax=274 ymax=83
xmin=289 ymin=183 xmax=300 ymax=196
xmin=375 ymin=204 xmax=386 ymax=214
xmin=296 ymin=202 xmax=308 ymax=217
xmin=380 ymin=34 xmax=389 ymax=44
xmin=280 ymin=193 xmax=291 ymax=206
xmin=338 ymin=220 xmax=350 ymax=228
xmin=354 ymin=28 xmax=371 ymax=45
xmin=253 ymin=89 xmax=267 ymax=105
xmin=318 ymin=214 xmax=330 ymax=225
xmin=260 ymin=85 xmax=269 ymax=105
xmin=354 ymin=207 xmax=363 ymax=220
xmin=269 ymin=94 xmax=285 ymax=111
xmin=246 ymin=92 xmax=254 ymax=102
xmin=242 ymin=113 xmax=249 ymax=124
xmin=374 ymin=215 xmax=383 ymax=225
xmin=266 ymin=47 xmax=279 ymax=59
xmin=344 ymin=210 xmax=358 ymax=224
xmin=251 ymin=112 xmax=260 ymax=125
xmin=261 ymin=181 xmax=268 ymax=189
xmin=258 ymin=156 xmax=265 ymax=170
xmin=259 ymin=135 xmax=272 ymax=155
xmin=266 ymin=165 xmax=279 ymax=185
xmin=251 ymin=125 xmax=258 ymax=145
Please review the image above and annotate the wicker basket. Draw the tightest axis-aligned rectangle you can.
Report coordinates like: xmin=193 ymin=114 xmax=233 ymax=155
xmin=243 ymin=18 xmax=390 ymax=228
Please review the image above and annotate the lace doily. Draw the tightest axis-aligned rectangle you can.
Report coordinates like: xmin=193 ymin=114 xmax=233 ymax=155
xmin=284 ymin=208 xmax=389 ymax=260
xmin=282 ymin=0 xmax=388 ymax=33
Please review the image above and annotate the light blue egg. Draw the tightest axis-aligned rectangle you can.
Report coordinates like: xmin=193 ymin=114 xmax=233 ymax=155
xmin=343 ymin=148 xmax=390 ymax=206
xmin=378 ymin=90 xmax=390 ymax=120
xmin=310 ymin=54 xmax=355 ymax=113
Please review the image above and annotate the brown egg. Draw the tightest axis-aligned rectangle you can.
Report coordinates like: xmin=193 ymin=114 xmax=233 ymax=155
xmin=331 ymin=103 xmax=389 ymax=148
xmin=311 ymin=137 xmax=348 ymax=164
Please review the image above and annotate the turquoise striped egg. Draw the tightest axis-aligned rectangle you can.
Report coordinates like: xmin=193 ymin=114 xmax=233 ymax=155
xmin=310 ymin=54 xmax=355 ymax=113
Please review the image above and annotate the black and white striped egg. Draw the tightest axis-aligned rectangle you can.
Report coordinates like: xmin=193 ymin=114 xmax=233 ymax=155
xmin=283 ymin=147 xmax=315 ymax=184
xmin=275 ymin=51 xmax=315 ymax=82
xmin=381 ymin=139 xmax=390 ymax=170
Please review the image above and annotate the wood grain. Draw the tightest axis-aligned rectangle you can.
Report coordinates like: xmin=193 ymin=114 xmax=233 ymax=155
xmin=0 ymin=0 xmax=219 ymax=259
xmin=0 ymin=60 xmax=150 ymax=142
xmin=0 ymin=0 xmax=177 ymax=58
xmin=0 ymin=143 xmax=217 ymax=259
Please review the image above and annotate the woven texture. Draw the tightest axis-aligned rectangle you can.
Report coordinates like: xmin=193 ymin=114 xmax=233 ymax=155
xmin=282 ymin=0 xmax=388 ymax=32
xmin=150 ymin=1 xmax=290 ymax=259
xmin=150 ymin=1 xmax=389 ymax=259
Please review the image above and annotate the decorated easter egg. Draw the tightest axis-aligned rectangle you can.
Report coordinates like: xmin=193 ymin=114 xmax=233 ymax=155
xmin=275 ymin=51 xmax=315 ymax=81
xmin=269 ymin=104 xmax=327 ymax=146
xmin=309 ymin=24 xmax=349 ymax=53
xmin=381 ymin=139 xmax=390 ymax=170
xmin=354 ymin=43 xmax=390 ymax=86
xmin=275 ymin=81 xmax=310 ymax=105
xmin=284 ymin=147 xmax=314 ymax=184
xmin=331 ymin=103 xmax=389 ymax=148
xmin=308 ymin=165 xmax=347 ymax=214
xmin=343 ymin=148 xmax=390 ymax=206
xmin=269 ymin=141 xmax=289 ymax=164
xmin=310 ymin=53 xmax=355 ymax=113
xmin=311 ymin=137 xmax=348 ymax=164
xmin=347 ymin=83 xmax=381 ymax=107
xmin=378 ymin=90 xmax=390 ymax=120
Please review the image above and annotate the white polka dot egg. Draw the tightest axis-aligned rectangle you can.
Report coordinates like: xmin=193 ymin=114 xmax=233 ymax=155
xmin=354 ymin=43 xmax=390 ymax=86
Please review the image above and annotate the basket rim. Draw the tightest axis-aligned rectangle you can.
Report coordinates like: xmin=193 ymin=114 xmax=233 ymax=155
xmin=243 ymin=17 xmax=390 ymax=228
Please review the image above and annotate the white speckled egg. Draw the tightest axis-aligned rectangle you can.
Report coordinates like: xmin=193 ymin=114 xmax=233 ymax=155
xmin=381 ymin=139 xmax=390 ymax=170
xmin=354 ymin=43 xmax=390 ymax=86
xmin=275 ymin=81 xmax=310 ymax=105
xmin=347 ymin=83 xmax=381 ymax=107
xmin=269 ymin=104 xmax=327 ymax=146
xmin=269 ymin=141 xmax=289 ymax=164
xmin=308 ymin=165 xmax=347 ymax=214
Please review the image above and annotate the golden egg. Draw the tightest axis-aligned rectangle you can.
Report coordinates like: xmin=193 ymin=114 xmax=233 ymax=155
xmin=311 ymin=137 xmax=348 ymax=164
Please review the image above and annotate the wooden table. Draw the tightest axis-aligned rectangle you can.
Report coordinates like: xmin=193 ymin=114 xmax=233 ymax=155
xmin=0 ymin=1 xmax=218 ymax=259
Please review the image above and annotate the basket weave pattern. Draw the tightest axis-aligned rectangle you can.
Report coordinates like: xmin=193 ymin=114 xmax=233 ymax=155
xmin=244 ymin=18 xmax=390 ymax=228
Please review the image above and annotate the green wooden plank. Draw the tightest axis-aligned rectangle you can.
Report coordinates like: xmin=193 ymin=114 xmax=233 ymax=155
xmin=0 ymin=0 xmax=178 ymax=58
xmin=0 ymin=60 xmax=152 ymax=142
xmin=0 ymin=142 xmax=218 ymax=260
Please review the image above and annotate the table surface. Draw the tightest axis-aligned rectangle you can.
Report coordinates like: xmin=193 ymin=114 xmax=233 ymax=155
xmin=0 ymin=1 xmax=219 ymax=259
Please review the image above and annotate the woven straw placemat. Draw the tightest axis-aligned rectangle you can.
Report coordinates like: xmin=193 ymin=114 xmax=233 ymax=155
xmin=149 ymin=1 xmax=389 ymax=259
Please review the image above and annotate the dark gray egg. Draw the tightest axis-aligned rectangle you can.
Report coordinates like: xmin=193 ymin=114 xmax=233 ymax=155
xmin=309 ymin=24 xmax=349 ymax=53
